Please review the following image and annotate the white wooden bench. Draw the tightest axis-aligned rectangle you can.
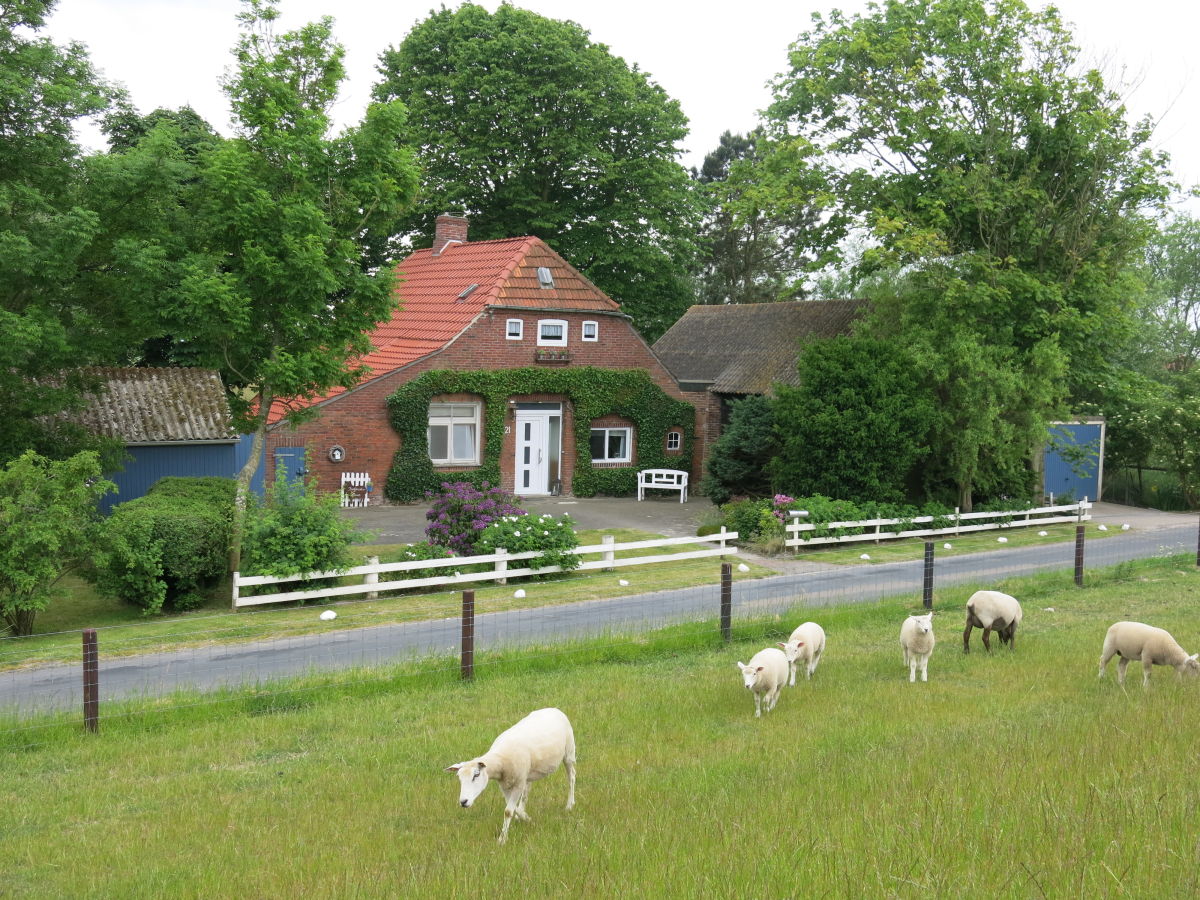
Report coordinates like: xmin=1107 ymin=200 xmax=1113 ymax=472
xmin=637 ymin=468 xmax=688 ymax=503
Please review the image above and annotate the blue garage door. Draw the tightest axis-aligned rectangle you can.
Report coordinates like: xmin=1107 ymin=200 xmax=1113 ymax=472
xmin=1044 ymin=422 xmax=1104 ymax=502
xmin=273 ymin=446 xmax=308 ymax=485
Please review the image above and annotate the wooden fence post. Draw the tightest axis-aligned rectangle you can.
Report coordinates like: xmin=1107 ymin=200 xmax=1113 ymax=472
xmin=364 ymin=556 xmax=379 ymax=600
xmin=923 ymin=542 xmax=934 ymax=610
xmin=1074 ymin=525 xmax=1086 ymax=587
xmin=720 ymin=562 xmax=732 ymax=643
xmin=495 ymin=547 xmax=509 ymax=585
xmin=1195 ymin=516 xmax=1200 ymax=568
xmin=82 ymin=628 xmax=98 ymax=734
xmin=601 ymin=535 xmax=615 ymax=571
xmin=461 ymin=591 xmax=475 ymax=681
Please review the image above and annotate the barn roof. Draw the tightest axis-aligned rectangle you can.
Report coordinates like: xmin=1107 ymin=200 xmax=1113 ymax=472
xmin=651 ymin=299 xmax=869 ymax=395
xmin=71 ymin=367 xmax=237 ymax=443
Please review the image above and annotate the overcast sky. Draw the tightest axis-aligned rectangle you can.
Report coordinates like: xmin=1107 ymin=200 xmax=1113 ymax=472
xmin=45 ymin=0 xmax=1199 ymax=208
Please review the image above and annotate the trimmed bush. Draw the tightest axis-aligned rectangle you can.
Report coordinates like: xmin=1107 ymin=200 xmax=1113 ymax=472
xmin=147 ymin=477 xmax=236 ymax=520
xmin=92 ymin=495 xmax=229 ymax=614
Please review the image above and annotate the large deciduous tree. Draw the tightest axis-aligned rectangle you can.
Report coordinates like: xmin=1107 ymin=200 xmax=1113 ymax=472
xmin=373 ymin=3 xmax=701 ymax=340
xmin=763 ymin=0 xmax=1171 ymax=508
xmin=165 ymin=0 xmax=419 ymax=567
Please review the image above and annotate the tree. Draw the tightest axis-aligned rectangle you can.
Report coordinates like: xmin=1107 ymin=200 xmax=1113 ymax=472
xmin=373 ymin=3 xmax=701 ymax=340
xmin=1143 ymin=214 xmax=1200 ymax=368
xmin=0 ymin=1 xmax=122 ymax=463
xmin=770 ymin=336 xmax=935 ymax=502
xmin=763 ymin=0 xmax=1172 ymax=508
xmin=163 ymin=0 xmax=419 ymax=568
xmin=692 ymin=130 xmax=831 ymax=305
xmin=0 ymin=451 xmax=114 ymax=636
xmin=700 ymin=395 xmax=778 ymax=505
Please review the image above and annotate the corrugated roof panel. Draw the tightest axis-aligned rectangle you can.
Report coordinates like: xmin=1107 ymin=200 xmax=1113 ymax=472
xmin=70 ymin=367 xmax=236 ymax=442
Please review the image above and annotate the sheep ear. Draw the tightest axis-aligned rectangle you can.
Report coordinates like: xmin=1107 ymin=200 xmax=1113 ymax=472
xmin=736 ymin=661 xmax=746 ymax=670
xmin=756 ymin=666 xmax=765 ymax=672
xmin=1189 ymin=653 xmax=1199 ymax=662
xmin=445 ymin=763 xmax=464 ymax=773
xmin=777 ymin=642 xmax=786 ymax=649
xmin=796 ymin=641 xmax=805 ymax=648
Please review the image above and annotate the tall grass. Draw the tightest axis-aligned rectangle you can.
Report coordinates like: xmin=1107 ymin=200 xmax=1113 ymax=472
xmin=2 ymin=558 xmax=1200 ymax=897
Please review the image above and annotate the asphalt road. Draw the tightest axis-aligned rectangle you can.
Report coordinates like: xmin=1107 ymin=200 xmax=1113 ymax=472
xmin=2 ymin=521 xmax=1194 ymax=716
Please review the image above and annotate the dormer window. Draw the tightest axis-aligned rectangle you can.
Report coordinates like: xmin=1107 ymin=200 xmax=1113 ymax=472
xmin=506 ymin=319 xmax=524 ymax=340
xmin=537 ymin=319 xmax=568 ymax=347
xmin=537 ymin=267 xmax=555 ymax=289
xmin=581 ymin=321 xmax=598 ymax=342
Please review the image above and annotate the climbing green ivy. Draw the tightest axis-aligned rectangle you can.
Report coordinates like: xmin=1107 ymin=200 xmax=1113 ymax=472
xmin=385 ymin=367 xmax=695 ymax=502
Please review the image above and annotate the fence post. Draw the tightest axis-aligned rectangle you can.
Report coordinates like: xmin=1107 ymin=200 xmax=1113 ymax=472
xmin=1074 ymin=525 xmax=1086 ymax=587
xmin=602 ymin=535 xmax=615 ymax=571
xmin=231 ymin=571 xmax=239 ymax=611
xmin=923 ymin=542 xmax=934 ymax=610
xmin=720 ymin=562 xmax=732 ymax=642
xmin=364 ymin=556 xmax=380 ymax=600
xmin=82 ymin=628 xmax=98 ymax=734
xmin=461 ymin=590 xmax=475 ymax=681
xmin=1196 ymin=515 xmax=1200 ymax=568
xmin=495 ymin=547 xmax=508 ymax=585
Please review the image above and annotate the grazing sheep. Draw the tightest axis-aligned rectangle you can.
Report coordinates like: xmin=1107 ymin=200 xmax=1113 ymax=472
xmin=446 ymin=707 xmax=576 ymax=844
xmin=737 ymin=647 xmax=789 ymax=717
xmin=900 ymin=613 xmax=935 ymax=683
xmin=1098 ymin=622 xmax=1200 ymax=688
xmin=963 ymin=590 xmax=1023 ymax=653
xmin=777 ymin=621 xmax=826 ymax=685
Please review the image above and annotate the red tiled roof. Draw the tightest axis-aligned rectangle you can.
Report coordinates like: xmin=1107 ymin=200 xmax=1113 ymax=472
xmin=268 ymin=236 xmax=620 ymax=424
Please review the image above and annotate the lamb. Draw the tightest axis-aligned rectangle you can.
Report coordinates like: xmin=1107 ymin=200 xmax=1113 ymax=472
xmin=900 ymin=612 xmax=935 ymax=682
xmin=963 ymin=590 xmax=1023 ymax=653
xmin=1098 ymin=622 xmax=1200 ymax=688
xmin=446 ymin=707 xmax=576 ymax=844
xmin=777 ymin=621 xmax=826 ymax=685
xmin=737 ymin=647 xmax=789 ymax=717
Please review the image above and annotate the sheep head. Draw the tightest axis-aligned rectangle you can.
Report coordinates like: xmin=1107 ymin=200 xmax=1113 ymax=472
xmin=777 ymin=639 xmax=806 ymax=663
xmin=736 ymin=661 xmax=765 ymax=690
xmin=446 ymin=759 xmax=491 ymax=808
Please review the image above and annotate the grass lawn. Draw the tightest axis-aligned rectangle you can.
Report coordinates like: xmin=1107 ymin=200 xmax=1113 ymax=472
xmin=2 ymin=556 xmax=1199 ymax=896
xmin=1 ymin=529 xmax=771 ymax=670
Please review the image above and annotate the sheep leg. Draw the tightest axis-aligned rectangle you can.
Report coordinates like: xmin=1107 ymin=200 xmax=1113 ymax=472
xmin=919 ymin=656 xmax=928 ymax=682
xmin=788 ymin=662 xmax=797 ymax=687
xmin=753 ymin=692 xmax=763 ymax=717
xmin=1116 ymin=657 xmax=1129 ymax=686
xmin=1142 ymin=657 xmax=1154 ymax=688
xmin=981 ymin=628 xmax=992 ymax=652
xmin=908 ymin=658 xmax=917 ymax=683
xmin=963 ymin=621 xmax=974 ymax=654
xmin=516 ymin=784 xmax=532 ymax=821
xmin=1099 ymin=647 xmax=1115 ymax=680
xmin=767 ymin=685 xmax=780 ymax=712
xmin=807 ymin=654 xmax=819 ymax=679
xmin=564 ymin=755 xmax=576 ymax=811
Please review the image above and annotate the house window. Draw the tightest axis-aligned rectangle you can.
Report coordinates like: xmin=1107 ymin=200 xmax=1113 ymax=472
xmin=506 ymin=319 xmax=524 ymax=340
xmin=428 ymin=402 xmax=480 ymax=465
xmin=666 ymin=430 xmax=681 ymax=451
xmin=537 ymin=319 xmax=568 ymax=346
xmin=590 ymin=427 xmax=631 ymax=463
xmin=581 ymin=321 xmax=598 ymax=342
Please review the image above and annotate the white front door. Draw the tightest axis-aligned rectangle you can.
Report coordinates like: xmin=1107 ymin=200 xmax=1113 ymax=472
xmin=514 ymin=405 xmax=562 ymax=496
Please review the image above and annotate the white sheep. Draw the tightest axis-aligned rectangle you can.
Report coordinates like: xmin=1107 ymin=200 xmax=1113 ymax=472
xmin=777 ymin=621 xmax=826 ymax=685
xmin=446 ymin=707 xmax=576 ymax=844
xmin=736 ymin=647 xmax=789 ymax=717
xmin=963 ymin=590 xmax=1023 ymax=653
xmin=1098 ymin=622 xmax=1200 ymax=688
xmin=900 ymin=612 xmax=935 ymax=682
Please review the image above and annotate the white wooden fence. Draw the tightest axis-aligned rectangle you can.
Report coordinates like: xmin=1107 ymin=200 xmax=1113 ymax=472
xmin=232 ymin=528 xmax=740 ymax=608
xmin=785 ymin=500 xmax=1091 ymax=549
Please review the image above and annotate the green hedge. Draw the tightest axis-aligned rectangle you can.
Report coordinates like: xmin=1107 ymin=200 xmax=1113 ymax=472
xmin=90 ymin=480 xmax=234 ymax=614
xmin=385 ymin=368 xmax=695 ymax=502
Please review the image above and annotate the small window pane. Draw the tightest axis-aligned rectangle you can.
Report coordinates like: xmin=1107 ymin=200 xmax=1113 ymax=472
xmin=589 ymin=431 xmax=605 ymax=459
xmin=429 ymin=403 xmax=452 ymax=417
xmin=541 ymin=323 xmax=564 ymax=340
xmin=582 ymin=321 xmax=598 ymax=341
xmin=608 ymin=433 xmax=626 ymax=459
xmin=452 ymin=423 xmax=475 ymax=459
xmin=428 ymin=425 xmax=449 ymax=459
xmin=507 ymin=319 xmax=523 ymax=339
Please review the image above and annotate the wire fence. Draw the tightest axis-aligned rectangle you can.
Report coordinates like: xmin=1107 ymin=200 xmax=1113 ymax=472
xmin=1 ymin=519 xmax=1196 ymax=749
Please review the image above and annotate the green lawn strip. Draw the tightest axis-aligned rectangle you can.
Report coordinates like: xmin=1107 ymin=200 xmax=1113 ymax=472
xmin=2 ymin=555 xmax=1198 ymax=897
xmin=788 ymin=519 xmax=1121 ymax=564
xmin=0 ymin=529 xmax=767 ymax=670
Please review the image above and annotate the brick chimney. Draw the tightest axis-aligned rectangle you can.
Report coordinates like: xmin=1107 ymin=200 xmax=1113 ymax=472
xmin=432 ymin=213 xmax=469 ymax=256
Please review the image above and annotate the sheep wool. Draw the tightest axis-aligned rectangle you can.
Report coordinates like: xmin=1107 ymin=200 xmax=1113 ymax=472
xmin=778 ymin=621 xmax=826 ymax=686
xmin=1099 ymin=622 xmax=1200 ymax=687
xmin=446 ymin=707 xmax=577 ymax=844
xmin=737 ymin=647 xmax=789 ymax=717
xmin=900 ymin=613 xmax=935 ymax=683
xmin=963 ymin=590 xmax=1023 ymax=653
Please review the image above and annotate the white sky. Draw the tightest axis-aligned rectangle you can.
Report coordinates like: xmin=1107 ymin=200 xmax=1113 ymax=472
xmin=45 ymin=0 xmax=1199 ymax=208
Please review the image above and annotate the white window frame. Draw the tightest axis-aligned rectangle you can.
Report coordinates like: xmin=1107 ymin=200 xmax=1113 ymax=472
xmin=666 ymin=430 xmax=681 ymax=451
xmin=590 ymin=426 xmax=632 ymax=463
xmin=427 ymin=402 xmax=481 ymax=465
xmin=581 ymin=320 xmax=599 ymax=342
xmin=537 ymin=319 xmax=568 ymax=347
xmin=506 ymin=318 xmax=524 ymax=340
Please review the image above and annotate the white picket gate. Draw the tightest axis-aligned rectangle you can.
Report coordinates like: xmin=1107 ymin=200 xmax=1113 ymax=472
xmin=339 ymin=472 xmax=372 ymax=508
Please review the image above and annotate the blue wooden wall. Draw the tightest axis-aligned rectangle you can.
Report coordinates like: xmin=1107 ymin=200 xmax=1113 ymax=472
xmin=1043 ymin=422 xmax=1104 ymax=502
xmin=102 ymin=436 xmax=265 ymax=514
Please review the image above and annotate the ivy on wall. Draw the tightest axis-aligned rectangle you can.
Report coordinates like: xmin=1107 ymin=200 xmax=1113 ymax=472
xmin=385 ymin=367 xmax=695 ymax=502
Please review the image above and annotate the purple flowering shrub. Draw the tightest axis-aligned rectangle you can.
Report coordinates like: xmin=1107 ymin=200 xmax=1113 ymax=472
xmin=475 ymin=513 xmax=580 ymax=571
xmin=424 ymin=481 xmax=526 ymax=554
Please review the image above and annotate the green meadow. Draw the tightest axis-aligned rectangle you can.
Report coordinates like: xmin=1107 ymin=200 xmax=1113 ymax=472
xmin=2 ymin=556 xmax=1199 ymax=897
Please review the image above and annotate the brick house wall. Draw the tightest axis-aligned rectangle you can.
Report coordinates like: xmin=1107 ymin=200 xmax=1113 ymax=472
xmin=267 ymin=308 xmax=701 ymax=499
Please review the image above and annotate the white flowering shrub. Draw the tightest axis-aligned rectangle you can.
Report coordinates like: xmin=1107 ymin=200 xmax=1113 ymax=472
xmin=474 ymin=513 xmax=580 ymax=571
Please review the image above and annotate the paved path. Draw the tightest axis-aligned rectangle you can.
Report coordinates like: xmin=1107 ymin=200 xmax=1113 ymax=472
xmin=2 ymin=508 xmax=1193 ymax=716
